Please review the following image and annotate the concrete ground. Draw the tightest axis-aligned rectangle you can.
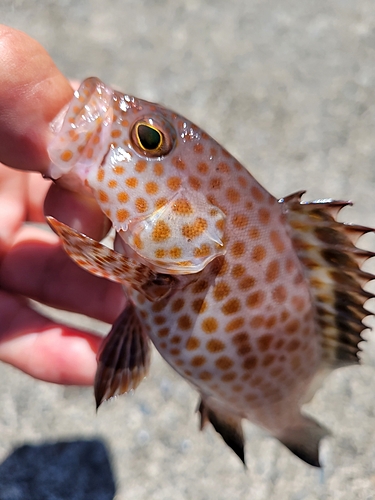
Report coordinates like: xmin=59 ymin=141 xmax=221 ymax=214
xmin=1 ymin=0 xmax=375 ymax=498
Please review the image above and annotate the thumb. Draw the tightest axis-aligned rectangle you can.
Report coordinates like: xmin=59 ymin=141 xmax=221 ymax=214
xmin=0 ymin=25 xmax=73 ymax=173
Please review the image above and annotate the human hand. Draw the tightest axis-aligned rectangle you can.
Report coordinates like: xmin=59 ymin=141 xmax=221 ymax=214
xmin=0 ymin=25 xmax=126 ymax=385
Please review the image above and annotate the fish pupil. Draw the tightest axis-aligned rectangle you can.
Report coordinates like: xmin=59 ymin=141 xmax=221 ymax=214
xmin=137 ymin=124 xmax=162 ymax=150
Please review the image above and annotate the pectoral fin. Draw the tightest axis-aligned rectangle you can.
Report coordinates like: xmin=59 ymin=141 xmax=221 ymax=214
xmin=47 ymin=216 xmax=176 ymax=301
xmin=95 ymin=303 xmax=151 ymax=408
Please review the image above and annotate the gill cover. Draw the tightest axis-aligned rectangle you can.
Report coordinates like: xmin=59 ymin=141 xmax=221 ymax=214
xmin=122 ymin=189 xmax=226 ymax=274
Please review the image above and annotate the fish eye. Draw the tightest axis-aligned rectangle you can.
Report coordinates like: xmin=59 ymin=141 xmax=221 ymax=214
xmin=130 ymin=117 xmax=175 ymax=158
xmin=136 ymin=123 xmax=162 ymax=151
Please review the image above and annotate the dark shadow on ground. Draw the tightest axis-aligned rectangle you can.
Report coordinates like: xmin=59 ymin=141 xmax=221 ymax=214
xmin=0 ymin=439 xmax=116 ymax=500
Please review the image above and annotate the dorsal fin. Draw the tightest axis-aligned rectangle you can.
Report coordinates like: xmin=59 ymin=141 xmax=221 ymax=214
xmin=281 ymin=191 xmax=374 ymax=368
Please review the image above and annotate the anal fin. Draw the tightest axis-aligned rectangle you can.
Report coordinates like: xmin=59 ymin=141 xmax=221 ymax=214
xmin=95 ymin=302 xmax=151 ymax=408
xmin=278 ymin=415 xmax=329 ymax=467
xmin=198 ymin=398 xmax=245 ymax=465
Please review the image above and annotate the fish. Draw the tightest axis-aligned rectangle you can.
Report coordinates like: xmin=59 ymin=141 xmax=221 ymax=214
xmin=46 ymin=77 xmax=374 ymax=467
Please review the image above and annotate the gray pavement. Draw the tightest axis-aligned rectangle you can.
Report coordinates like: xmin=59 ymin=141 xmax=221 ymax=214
xmin=1 ymin=1 xmax=375 ymax=498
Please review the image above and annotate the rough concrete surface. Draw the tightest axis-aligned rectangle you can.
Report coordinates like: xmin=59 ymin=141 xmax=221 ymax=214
xmin=1 ymin=1 xmax=375 ymax=498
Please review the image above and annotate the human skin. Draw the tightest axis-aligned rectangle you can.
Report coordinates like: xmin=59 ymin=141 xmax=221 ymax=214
xmin=0 ymin=25 xmax=126 ymax=385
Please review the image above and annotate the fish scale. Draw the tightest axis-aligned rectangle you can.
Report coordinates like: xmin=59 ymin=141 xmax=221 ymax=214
xmin=47 ymin=77 xmax=374 ymax=467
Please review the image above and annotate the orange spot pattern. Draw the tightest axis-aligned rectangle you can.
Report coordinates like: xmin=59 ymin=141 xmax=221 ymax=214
xmin=152 ymin=221 xmax=171 ymax=242
xmin=172 ymin=199 xmax=194 ymax=215
xmin=116 ymin=209 xmax=130 ymax=222
xmin=56 ymin=79 xmax=318 ymax=426
xmin=167 ymin=176 xmax=181 ymax=191
xmin=135 ymin=198 xmax=148 ymax=213
xmin=60 ymin=150 xmax=73 ymax=162
xmin=181 ymin=218 xmax=208 ymax=240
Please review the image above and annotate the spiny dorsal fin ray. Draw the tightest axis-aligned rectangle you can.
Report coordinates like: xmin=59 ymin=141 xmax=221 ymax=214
xmin=281 ymin=191 xmax=374 ymax=368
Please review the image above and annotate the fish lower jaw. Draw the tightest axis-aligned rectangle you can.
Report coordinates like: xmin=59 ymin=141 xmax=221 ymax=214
xmin=47 ymin=169 xmax=95 ymax=197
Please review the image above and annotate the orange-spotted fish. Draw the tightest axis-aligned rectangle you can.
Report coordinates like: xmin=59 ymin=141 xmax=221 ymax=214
xmin=46 ymin=77 xmax=374 ymax=467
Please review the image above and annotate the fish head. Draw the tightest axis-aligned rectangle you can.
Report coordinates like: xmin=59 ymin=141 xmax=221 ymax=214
xmin=48 ymin=77 xmax=226 ymax=275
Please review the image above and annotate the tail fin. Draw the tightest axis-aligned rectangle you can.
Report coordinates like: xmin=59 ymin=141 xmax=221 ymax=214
xmin=281 ymin=191 xmax=374 ymax=368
